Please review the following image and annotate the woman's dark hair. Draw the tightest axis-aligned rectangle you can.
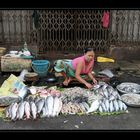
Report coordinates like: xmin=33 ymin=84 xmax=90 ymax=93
xmin=84 ymin=47 xmax=94 ymax=54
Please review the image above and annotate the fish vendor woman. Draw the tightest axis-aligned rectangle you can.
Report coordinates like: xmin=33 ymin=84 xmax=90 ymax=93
xmin=54 ymin=47 xmax=97 ymax=89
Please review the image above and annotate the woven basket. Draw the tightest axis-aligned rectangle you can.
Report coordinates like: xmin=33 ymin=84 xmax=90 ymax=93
xmin=0 ymin=47 xmax=6 ymax=56
xmin=1 ymin=56 xmax=32 ymax=72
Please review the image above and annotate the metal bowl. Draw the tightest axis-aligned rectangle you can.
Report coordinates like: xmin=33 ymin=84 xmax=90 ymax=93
xmin=46 ymin=77 xmax=57 ymax=83
xmin=117 ymin=82 xmax=140 ymax=94
xmin=121 ymin=93 xmax=140 ymax=107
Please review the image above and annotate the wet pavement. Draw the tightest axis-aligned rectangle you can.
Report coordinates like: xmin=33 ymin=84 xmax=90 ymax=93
xmin=0 ymin=60 xmax=140 ymax=130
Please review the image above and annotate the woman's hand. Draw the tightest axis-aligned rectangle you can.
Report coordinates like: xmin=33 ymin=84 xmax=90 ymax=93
xmin=92 ymin=78 xmax=97 ymax=84
xmin=85 ymin=82 xmax=93 ymax=89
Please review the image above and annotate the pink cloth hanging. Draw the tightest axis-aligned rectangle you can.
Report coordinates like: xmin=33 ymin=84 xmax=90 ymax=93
xmin=101 ymin=11 xmax=110 ymax=28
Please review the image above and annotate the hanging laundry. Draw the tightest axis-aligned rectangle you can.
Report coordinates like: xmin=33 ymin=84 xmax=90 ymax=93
xmin=101 ymin=11 xmax=110 ymax=28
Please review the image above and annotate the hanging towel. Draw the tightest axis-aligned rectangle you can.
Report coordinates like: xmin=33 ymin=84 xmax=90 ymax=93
xmin=101 ymin=11 xmax=110 ymax=28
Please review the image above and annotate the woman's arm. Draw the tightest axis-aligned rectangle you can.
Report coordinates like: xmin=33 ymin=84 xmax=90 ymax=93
xmin=75 ymin=61 xmax=93 ymax=88
xmin=87 ymin=67 xmax=97 ymax=84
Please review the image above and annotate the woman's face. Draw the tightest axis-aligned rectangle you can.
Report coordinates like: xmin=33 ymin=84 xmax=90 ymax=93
xmin=84 ymin=51 xmax=94 ymax=62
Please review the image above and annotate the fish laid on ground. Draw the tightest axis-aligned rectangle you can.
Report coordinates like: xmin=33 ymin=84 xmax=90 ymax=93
xmin=122 ymin=102 xmax=127 ymax=110
xmin=98 ymin=105 xmax=103 ymax=112
xmin=17 ymin=101 xmax=25 ymax=120
xmin=30 ymin=101 xmax=37 ymax=119
xmin=113 ymin=99 xmax=119 ymax=112
xmin=24 ymin=101 xmax=31 ymax=119
xmin=117 ymin=100 xmax=123 ymax=111
xmin=104 ymin=99 xmax=110 ymax=112
xmin=46 ymin=96 xmax=54 ymax=117
xmin=36 ymin=98 xmax=45 ymax=114
xmin=56 ymin=98 xmax=62 ymax=116
xmin=86 ymin=100 xmax=100 ymax=114
xmin=101 ymin=101 xmax=107 ymax=112
xmin=103 ymin=88 xmax=109 ymax=99
xmin=11 ymin=102 xmax=18 ymax=121
xmin=81 ymin=102 xmax=90 ymax=112
xmin=109 ymin=100 xmax=114 ymax=112
xmin=7 ymin=102 xmax=15 ymax=118
xmin=52 ymin=97 xmax=60 ymax=117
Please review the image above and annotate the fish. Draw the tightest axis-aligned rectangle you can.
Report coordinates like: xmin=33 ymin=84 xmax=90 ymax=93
xmin=17 ymin=101 xmax=25 ymax=120
xmin=11 ymin=102 xmax=18 ymax=121
xmin=82 ymin=102 xmax=90 ymax=112
xmin=109 ymin=100 xmax=114 ymax=112
xmin=41 ymin=107 xmax=47 ymax=118
xmin=91 ymin=84 xmax=101 ymax=91
xmin=111 ymin=90 xmax=119 ymax=100
xmin=103 ymin=88 xmax=109 ymax=99
xmin=117 ymin=100 xmax=123 ymax=111
xmin=30 ymin=101 xmax=37 ymax=119
xmin=86 ymin=100 xmax=100 ymax=114
xmin=109 ymin=94 xmax=116 ymax=101
xmin=104 ymin=99 xmax=110 ymax=112
xmin=98 ymin=105 xmax=103 ymax=112
xmin=102 ymin=84 xmax=108 ymax=90
xmin=24 ymin=101 xmax=31 ymax=119
xmin=122 ymin=102 xmax=127 ymax=110
xmin=52 ymin=97 xmax=60 ymax=117
xmin=7 ymin=102 xmax=15 ymax=118
xmin=5 ymin=105 xmax=10 ymax=118
xmin=113 ymin=99 xmax=119 ymax=112
xmin=34 ymin=96 xmax=41 ymax=104
xmin=56 ymin=98 xmax=63 ymax=116
xmin=46 ymin=96 xmax=54 ymax=117
xmin=101 ymin=101 xmax=107 ymax=112
xmin=79 ymin=103 xmax=86 ymax=112
xmin=36 ymin=98 xmax=45 ymax=114
xmin=107 ymin=86 xmax=114 ymax=95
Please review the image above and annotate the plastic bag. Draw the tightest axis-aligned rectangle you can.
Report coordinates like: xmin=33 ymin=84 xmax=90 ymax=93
xmin=97 ymin=56 xmax=115 ymax=63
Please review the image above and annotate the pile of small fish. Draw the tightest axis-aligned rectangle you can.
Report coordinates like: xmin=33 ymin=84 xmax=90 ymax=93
xmin=121 ymin=93 xmax=140 ymax=105
xmin=5 ymin=95 xmax=62 ymax=121
xmin=86 ymin=82 xmax=128 ymax=114
xmin=61 ymin=101 xmax=90 ymax=114
xmin=60 ymin=87 xmax=101 ymax=114
xmin=61 ymin=87 xmax=102 ymax=104
xmin=119 ymin=86 xmax=140 ymax=94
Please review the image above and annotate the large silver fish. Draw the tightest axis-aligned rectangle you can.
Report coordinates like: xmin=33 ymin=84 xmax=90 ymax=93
xmin=101 ymin=102 xmax=107 ymax=112
xmin=122 ymin=102 xmax=127 ymax=110
xmin=8 ymin=102 xmax=15 ymax=118
xmin=86 ymin=100 xmax=100 ymax=114
xmin=17 ymin=101 xmax=25 ymax=120
xmin=24 ymin=101 xmax=31 ymax=119
xmin=30 ymin=101 xmax=37 ymax=119
xmin=81 ymin=102 xmax=90 ymax=112
xmin=113 ymin=99 xmax=119 ymax=112
xmin=103 ymin=88 xmax=109 ymax=99
xmin=117 ymin=100 xmax=123 ymax=111
xmin=52 ymin=97 xmax=60 ymax=117
xmin=56 ymin=98 xmax=62 ymax=116
xmin=11 ymin=102 xmax=18 ymax=121
xmin=104 ymin=99 xmax=110 ymax=112
xmin=109 ymin=100 xmax=114 ymax=112
xmin=98 ymin=105 xmax=103 ymax=112
xmin=46 ymin=96 xmax=54 ymax=117
xmin=36 ymin=98 xmax=45 ymax=114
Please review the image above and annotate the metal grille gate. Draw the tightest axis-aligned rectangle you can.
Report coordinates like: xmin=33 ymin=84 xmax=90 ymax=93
xmin=34 ymin=10 xmax=110 ymax=54
xmin=1 ymin=10 xmax=140 ymax=57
